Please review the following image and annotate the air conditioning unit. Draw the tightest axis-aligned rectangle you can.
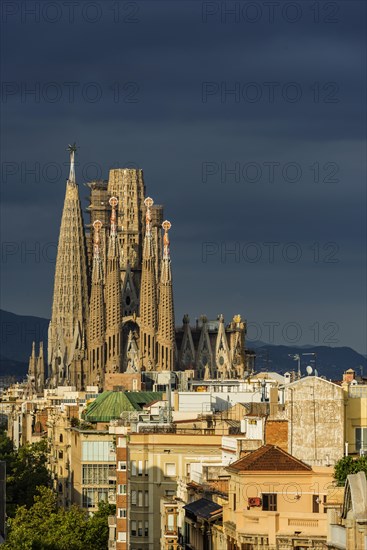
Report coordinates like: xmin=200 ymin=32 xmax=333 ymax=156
xmin=248 ymin=497 xmax=262 ymax=507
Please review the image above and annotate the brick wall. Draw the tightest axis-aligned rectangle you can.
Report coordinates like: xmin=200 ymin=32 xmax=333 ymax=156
xmin=265 ymin=420 xmax=288 ymax=450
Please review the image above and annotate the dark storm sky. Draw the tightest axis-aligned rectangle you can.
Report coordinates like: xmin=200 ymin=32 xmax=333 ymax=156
xmin=1 ymin=1 xmax=366 ymax=354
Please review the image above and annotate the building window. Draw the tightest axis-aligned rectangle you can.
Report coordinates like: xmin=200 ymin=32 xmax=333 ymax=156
xmin=144 ymin=490 xmax=149 ymax=507
xmin=131 ymin=490 xmax=137 ymax=505
xmin=312 ymin=495 xmax=320 ymax=513
xmin=117 ymin=508 xmax=127 ymax=518
xmin=145 ymin=460 xmax=148 ymax=476
xmin=262 ymin=493 xmax=277 ymax=511
xmin=138 ymin=520 xmax=143 ymax=536
xmin=356 ymin=427 xmax=367 ymax=452
xmin=82 ymin=488 xmax=109 ymax=508
xmin=138 ymin=460 xmax=143 ymax=476
xmin=138 ymin=491 xmax=143 ymax=507
xmin=167 ymin=513 xmax=175 ymax=532
xmin=131 ymin=520 xmax=136 ymax=536
xmin=233 ymin=492 xmax=236 ymax=511
xmin=83 ymin=464 xmax=112 ymax=485
xmin=117 ymin=532 xmax=126 ymax=542
xmin=59 ymin=434 xmax=63 ymax=443
xmin=82 ymin=441 xmax=114 ymax=461
xmin=118 ymin=461 xmax=127 ymax=471
xmin=118 ymin=484 xmax=127 ymax=495
xmin=165 ymin=463 xmax=176 ymax=477
xmin=144 ymin=520 xmax=148 ymax=537
xmin=131 ymin=460 xmax=136 ymax=476
xmin=58 ymin=450 xmax=63 ymax=459
xmin=117 ymin=437 xmax=126 ymax=448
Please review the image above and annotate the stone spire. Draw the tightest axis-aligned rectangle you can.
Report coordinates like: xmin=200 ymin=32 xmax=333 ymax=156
xmin=139 ymin=197 xmax=158 ymax=370
xmin=48 ymin=144 xmax=89 ymax=389
xmin=105 ymin=197 xmax=122 ymax=377
xmin=157 ymin=221 xmax=175 ymax=371
xmin=88 ymin=220 xmax=106 ymax=386
xmin=28 ymin=341 xmax=36 ymax=381
xmin=36 ymin=342 xmax=46 ymax=393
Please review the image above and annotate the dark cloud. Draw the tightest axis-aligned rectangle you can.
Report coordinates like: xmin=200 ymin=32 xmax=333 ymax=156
xmin=1 ymin=0 xmax=366 ymax=354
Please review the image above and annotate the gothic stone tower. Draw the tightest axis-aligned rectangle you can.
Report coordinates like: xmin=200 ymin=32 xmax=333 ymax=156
xmin=105 ymin=197 xmax=123 ymax=376
xmin=87 ymin=220 xmax=106 ymax=386
xmin=139 ymin=197 xmax=158 ymax=370
xmin=156 ymin=221 xmax=175 ymax=371
xmin=48 ymin=144 xmax=89 ymax=390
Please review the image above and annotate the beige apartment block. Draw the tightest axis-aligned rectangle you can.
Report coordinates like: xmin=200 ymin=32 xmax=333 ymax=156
xmin=342 ymin=372 xmax=367 ymax=456
xmin=224 ymin=445 xmax=335 ymax=550
xmin=127 ymin=433 xmax=223 ymax=549
xmin=70 ymin=427 xmax=117 ymax=512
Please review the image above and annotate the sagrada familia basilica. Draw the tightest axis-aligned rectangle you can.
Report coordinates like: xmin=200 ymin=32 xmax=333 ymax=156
xmin=28 ymin=145 xmax=250 ymax=391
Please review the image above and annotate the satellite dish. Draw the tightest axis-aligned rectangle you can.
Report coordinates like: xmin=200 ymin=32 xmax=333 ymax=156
xmin=306 ymin=365 xmax=313 ymax=375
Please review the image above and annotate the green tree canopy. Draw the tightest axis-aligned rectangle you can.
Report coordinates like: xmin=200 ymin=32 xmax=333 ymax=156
xmin=2 ymin=435 xmax=52 ymax=516
xmin=334 ymin=454 xmax=367 ymax=486
xmin=4 ymin=486 xmax=115 ymax=550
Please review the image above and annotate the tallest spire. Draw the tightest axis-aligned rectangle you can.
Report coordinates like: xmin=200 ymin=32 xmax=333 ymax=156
xmin=48 ymin=144 xmax=89 ymax=389
xmin=67 ymin=142 xmax=77 ymax=184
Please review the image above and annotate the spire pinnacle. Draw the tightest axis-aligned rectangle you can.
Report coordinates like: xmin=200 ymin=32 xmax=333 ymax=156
xmin=93 ymin=220 xmax=102 ymax=259
xmin=144 ymin=196 xmax=154 ymax=237
xmin=109 ymin=196 xmax=118 ymax=236
xmin=67 ymin=142 xmax=77 ymax=183
xmin=162 ymin=220 xmax=171 ymax=259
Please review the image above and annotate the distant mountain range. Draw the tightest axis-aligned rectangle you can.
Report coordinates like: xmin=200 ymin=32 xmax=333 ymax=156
xmin=0 ymin=309 xmax=365 ymax=381
xmin=0 ymin=310 xmax=49 ymax=379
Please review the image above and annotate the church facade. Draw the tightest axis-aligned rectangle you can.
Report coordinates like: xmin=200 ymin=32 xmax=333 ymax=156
xmin=29 ymin=146 xmax=250 ymax=391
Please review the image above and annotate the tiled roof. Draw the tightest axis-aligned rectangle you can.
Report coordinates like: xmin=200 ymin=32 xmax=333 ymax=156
xmin=183 ymin=498 xmax=222 ymax=520
xmin=83 ymin=391 xmax=162 ymax=422
xmin=227 ymin=445 xmax=312 ymax=472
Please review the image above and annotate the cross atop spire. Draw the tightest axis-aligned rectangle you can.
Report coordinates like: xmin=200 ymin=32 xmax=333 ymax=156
xmin=162 ymin=220 xmax=171 ymax=259
xmin=67 ymin=142 xmax=77 ymax=184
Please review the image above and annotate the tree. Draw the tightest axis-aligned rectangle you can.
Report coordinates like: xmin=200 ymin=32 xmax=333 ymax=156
xmin=334 ymin=455 xmax=367 ymax=486
xmin=0 ymin=430 xmax=52 ymax=517
xmin=7 ymin=438 xmax=51 ymax=516
xmin=5 ymin=487 xmax=115 ymax=549
xmin=85 ymin=500 xmax=116 ymax=550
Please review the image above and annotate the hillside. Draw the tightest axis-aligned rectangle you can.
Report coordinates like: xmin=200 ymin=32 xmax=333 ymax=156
xmin=0 ymin=310 xmax=365 ymax=381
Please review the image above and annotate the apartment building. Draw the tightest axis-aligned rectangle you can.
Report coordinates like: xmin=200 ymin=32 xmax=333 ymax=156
xmin=124 ymin=432 xmax=223 ymax=549
xmin=223 ymin=444 xmax=334 ymax=549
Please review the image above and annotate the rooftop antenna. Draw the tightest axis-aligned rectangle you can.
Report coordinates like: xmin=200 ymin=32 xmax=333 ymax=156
xmin=289 ymin=354 xmax=301 ymax=379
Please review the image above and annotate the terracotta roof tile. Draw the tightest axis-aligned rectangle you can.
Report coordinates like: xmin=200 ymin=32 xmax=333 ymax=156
xmin=227 ymin=445 xmax=311 ymax=472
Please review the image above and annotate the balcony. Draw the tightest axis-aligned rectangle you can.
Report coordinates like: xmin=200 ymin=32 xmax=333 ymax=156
xmin=236 ymin=511 xmax=328 ymax=539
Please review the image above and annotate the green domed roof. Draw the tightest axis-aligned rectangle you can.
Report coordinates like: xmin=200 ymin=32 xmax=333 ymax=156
xmin=83 ymin=391 xmax=162 ymax=423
